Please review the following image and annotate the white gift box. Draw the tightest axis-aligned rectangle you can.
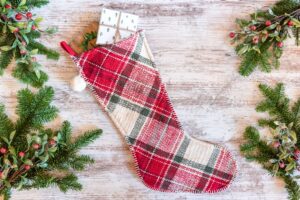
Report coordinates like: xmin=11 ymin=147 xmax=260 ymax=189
xmin=96 ymin=8 xmax=139 ymax=45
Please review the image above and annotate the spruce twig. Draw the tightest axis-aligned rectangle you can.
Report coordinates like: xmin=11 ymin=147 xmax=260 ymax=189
xmin=231 ymin=0 xmax=300 ymax=76
xmin=0 ymin=0 xmax=59 ymax=87
xmin=241 ymin=83 xmax=300 ymax=199
xmin=0 ymin=87 xmax=101 ymax=199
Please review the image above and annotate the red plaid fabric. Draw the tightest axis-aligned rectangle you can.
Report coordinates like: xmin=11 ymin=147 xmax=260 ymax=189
xmin=61 ymin=30 xmax=237 ymax=193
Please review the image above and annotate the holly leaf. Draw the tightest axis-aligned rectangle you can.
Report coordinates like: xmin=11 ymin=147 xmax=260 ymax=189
xmin=0 ymin=0 xmax=6 ymax=6
xmin=0 ymin=46 xmax=12 ymax=51
xmin=24 ymin=159 xmax=33 ymax=166
xmin=238 ymin=45 xmax=249 ymax=55
xmin=9 ymin=131 xmax=16 ymax=142
xmin=30 ymin=49 xmax=38 ymax=55
xmin=285 ymin=162 xmax=295 ymax=172
xmin=19 ymin=0 xmax=26 ymax=6
xmin=1 ymin=136 xmax=9 ymax=145
xmin=8 ymin=26 xmax=18 ymax=33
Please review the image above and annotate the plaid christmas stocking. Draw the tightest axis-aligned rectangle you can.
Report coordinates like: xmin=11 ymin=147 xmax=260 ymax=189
xmin=61 ymin=30 xmax=237 ymax=193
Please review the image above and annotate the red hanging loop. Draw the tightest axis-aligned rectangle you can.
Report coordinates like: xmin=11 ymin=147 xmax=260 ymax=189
xmin=60 ymin=41 xmax=77 ymax=57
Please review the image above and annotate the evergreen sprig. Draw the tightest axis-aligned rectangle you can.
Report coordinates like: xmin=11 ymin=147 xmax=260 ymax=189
xmin=0 ymin=0 xmax=59 ymax=87
xmin=231 ymin=0 xmax=300 ymax=76
xmin=82 ymin=31 xmax=97 ymax=51
xmin=241 ymin=83 xmax=300 ymax=199
xmin=0 ymin=87 xmax=102 ymax=199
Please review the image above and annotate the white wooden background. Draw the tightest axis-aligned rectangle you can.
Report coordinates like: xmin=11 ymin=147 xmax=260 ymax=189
xmin=1 ymin=0 xmax=300 ymax=199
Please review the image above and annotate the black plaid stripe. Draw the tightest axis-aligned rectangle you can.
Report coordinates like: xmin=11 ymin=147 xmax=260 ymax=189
xmin=160 ymin=136 xmax=190 ymax=189
xmin=130 ymin=33 xmax=156 ymax=68
xmin=106 ymin=94 xmax=150 ymax=141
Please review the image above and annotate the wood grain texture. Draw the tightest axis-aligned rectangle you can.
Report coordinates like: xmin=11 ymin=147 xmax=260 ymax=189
xmin=1 ymin=0 xmax=298 ymax=199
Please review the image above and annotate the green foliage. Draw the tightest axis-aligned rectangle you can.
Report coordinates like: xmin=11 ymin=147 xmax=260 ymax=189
xmin=0 ymin=51 xmax=14 ymax=75
xmin=231 ymin=0 xmax=300 ymax=76
xmin=25 ymin=0 xmax=49 ymax=8
xmin=0 ymin=87 xmax=102 ymax=199
xmin=82 ymin=31 xmax=97 ymax=51
xmin=241 ymin=83 xmax=300 ymax=199
xmin=12 ymin=63 xmax=48 ymax=88
xmin=284 ymin=176 xmax=300 ymax=200
xmin=27 ymin=41 xmax=59 ymax=60
xmin=0 ymin=0 xmax=59 ymax=87
xmin=272 ymin=0 xmax=300 ymax=15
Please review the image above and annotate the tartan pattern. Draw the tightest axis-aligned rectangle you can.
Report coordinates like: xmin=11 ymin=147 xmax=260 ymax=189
xmin=67 ymin=30 xmax=237 ymax=193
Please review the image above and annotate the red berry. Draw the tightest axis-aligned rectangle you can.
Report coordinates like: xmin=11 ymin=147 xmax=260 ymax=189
xmin=273 ymin=141 xmax=280 ymax=148
xmin=15 ymin=13 xmax=22 ymax=21
xmin=279 ymin=162 xmax=285 ymax=168
xmin=294 ymin=149 xmax=300 ymax=157
xmin=229 ymin=32 xmax=235 ymax=38
xmin=22 ymin=41 xmax=27 ymax=46
xmin=32 ymin=143 xmax=40 ymax=150
xmin=265 ymin=20 xmax=272 ymax=27
xmin=0 ymin=171 xmax=3 ymax=178
xmin=18 ymin=151 xmax=25 ymax=157
xmin=49 ymin=139 xmax=56 ymax=146
xmin=252 ymin=36 xmax=259 ymax=44
xmin=26 ymin=12 xmax=32 ymax=19
xmin=288 ymin=20 xmax=294 ymax=27
xmin=20 ymin=50 xmax=27 ymax=55
xmin=277 ymin=42 xmax=284 ymax=48
xmin=4 ymin=4 xmax=11 ymax=9
xmin=250 ymin=25 xmax=257 ymax=31
xmin=24 ymin=165 xmax=31 ymax=170
xmin=31 ymin=25 xmax=37 ymax=31
xmin=0 ymin=148 xmax=7 ymax=154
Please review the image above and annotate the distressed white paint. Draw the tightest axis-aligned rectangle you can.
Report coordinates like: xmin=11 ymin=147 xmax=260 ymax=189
xmin=0 ymin=0 xmax=296 ymax=199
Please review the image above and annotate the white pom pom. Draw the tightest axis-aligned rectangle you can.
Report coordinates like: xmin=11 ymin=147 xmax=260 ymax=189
xmin=71 ymin=75 xmax=87 ymax=92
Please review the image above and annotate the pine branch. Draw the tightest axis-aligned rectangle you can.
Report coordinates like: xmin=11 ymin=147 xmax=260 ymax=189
xmin=12 ymin=63 xmax=48 ymax=88
xmin=27 ymin=31 xmax=42 ymax=40
xmin=70 ymin=130 xmax=102 ymax=151
xmin=231 ymin=0 xmax=300 ymax=75
xmin=60 ymin=121 xmax=72 ymax=144
xmin=0 ymin=105 xmax=14 ymax=137
xmin=292 ymin=27 xmax=300 ymax=46
xmin=0 ymin=87 xmax=101 ymax=199
xmin=238 ymin=49 xmax=259 ymax=76
xmin=16 ymin=86 xmax=58 ymax=130
xmin=284 ymin=176 xmax=300 ymax=200
xmin=82 ymin=32 xmax=97 ymax=51
xmin=0 ymin=50 xmax=14 ymax=75
xmin=69 ymin=155 xmax=95 ymax=171
xmin=241 ymin=83 xmax=300 ymax=199
xmin=25 ymin=0 xmax=50 ymax=8
xmin=272 ymin=0 xmax=300 ymax=16
xmin=238 ymin=42 xmax=273 ymax=76
xmin=0 ymin=0 xmax=58 ymax=87
xmin=258 ymin=118 xmax=277 ymax=128
xmin=27 ymin=41 xmax=59 ymax=60
xmin=256 ymin=83 xmax=293 ymax=124
xmin=56 ymin=174 xmax=82 ymax=192
xmin=0 ymin=188 xmax=11 ymax=200
xmin=14 ymin=87 xmax=58 ymax=147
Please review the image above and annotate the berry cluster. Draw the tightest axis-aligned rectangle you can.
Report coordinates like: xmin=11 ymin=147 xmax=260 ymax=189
xmin=267 ymin=122 xmax=300 ymax=175
xmin=230 ymin=5 xmax=300 ymax=76
xmin=0 ymin=0 xmax=59 ymax=85
xmin=229 ymin=18 xmax=296 ymax=50
xmin=0 ymin=130 xmax=59 ymax=185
